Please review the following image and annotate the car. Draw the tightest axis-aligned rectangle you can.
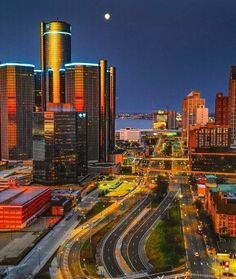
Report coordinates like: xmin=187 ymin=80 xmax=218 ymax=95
xmin=194 ymin=252 xmax=200 ymax=257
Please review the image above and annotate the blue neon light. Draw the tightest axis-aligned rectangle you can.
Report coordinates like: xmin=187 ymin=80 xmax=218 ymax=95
xmin=34 ymin=69 xmax=42 ymax=72
xmin=43 ymin=31 xmax=71 ymax=36
xmin=0 ymin=63 xmax=35 ymax=68
xmin=65 ymin=62 xmax=99 ymax=67
xmin=59 ymin=68 xmax=65 ymax=71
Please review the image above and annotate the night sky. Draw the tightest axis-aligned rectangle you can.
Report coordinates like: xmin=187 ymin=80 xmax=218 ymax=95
xmin=1 ymin=0 xmax=236 ymax=113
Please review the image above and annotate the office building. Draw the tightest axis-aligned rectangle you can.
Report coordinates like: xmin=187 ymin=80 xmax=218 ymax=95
xmin=0 ymin=63 xmax=34 ymax=160
xmin=34 ymin=70 xmax=42 ymax=111
xmin=65 ymin=62 xmax=100 ymax=161
xmin=167 ymin=110 xmax=177 ymax=130
xmin=119 ymin=128 xmax=141 ymax=142
xmin=40 ymin=21 xmax=71 ymax=108
xmin=229 ymin=66 xmax=236 ymax=144
xmin=189 ymin=123 xmax=231 ymax=151
xmin=99 ymin=59 xmax=108 ymax=162
xmin=182 ymin=91 xmax=205 ymax=145
xmin=0 ymin=186 xmax=50 ymax=229
xmin=153 ymin=110 xmax=168 ymax=129
xmin=215 ymin=92 xmax=229 ymax=125
xmin=205 ymin=185 xmax=236 ymax=237
xmin=65 ymin=61 xmax=116 ymax=162
xmin=33 ymin=104 xmax=87 ymax=185
xmin=193 ymin=105 xmax=208 ymax=125
xmin=108 ymin=66 xmax=116 ymax=153
xmin=153 ymin=110 xmax=177 ymax=130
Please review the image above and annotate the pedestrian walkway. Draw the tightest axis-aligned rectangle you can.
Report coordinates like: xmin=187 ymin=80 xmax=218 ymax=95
xmin=191 ymin=273 xmax=216 ymax=278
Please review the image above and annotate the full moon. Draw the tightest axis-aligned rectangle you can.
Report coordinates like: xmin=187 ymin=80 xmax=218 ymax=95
xmin=104 ymin=13 xmax=111 ymax=20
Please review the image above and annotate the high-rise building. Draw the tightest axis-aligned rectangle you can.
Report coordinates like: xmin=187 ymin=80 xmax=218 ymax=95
xmin=153 ymin=110 xmax=177 ymax=130
xmin=99 ymin=59 xmax=108 ymax=162
xmin=34 ymin=70 xmax=42 ymax=111
xmin=65 ymin=62 xmax=100 ymax=162
xmin=65 ymin=61 xmax=116 ymax=162
xmin=189 ymin=123 xmax=230 ymax=151
xmin=40 ymin=21 xmax=71 ymax=108
xmin=193 ymin=105 xmax=208 ymax=125
xmin=215 ymin=92 xmax=229 ymax=125
xmin=108 ymin=66 xmax=116 ymax=153
xmin=182 ymin=91 xmax=205 ymax=145
xmin=0 ymin=63 xmax=34 ymax=160
xmin=167 ymin=110 xmax=177 ymax=130
xmin=33 ymin=104 xmax=87 ymax=185
xmin=228 ymin=66 xmax=236 ymax=145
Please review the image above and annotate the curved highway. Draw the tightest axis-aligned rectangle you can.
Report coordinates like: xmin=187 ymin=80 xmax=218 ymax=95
xmin=122 ymin=188 xmax=178 ymax=274
xmin=101 ymin=183 xmax=179 ymax=278
xmin=101 ymin=194 xmax=152 ymax=278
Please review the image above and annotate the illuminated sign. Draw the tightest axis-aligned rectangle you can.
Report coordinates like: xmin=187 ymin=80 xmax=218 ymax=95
xmin=45 ymin=112 xmax=54 ymax=119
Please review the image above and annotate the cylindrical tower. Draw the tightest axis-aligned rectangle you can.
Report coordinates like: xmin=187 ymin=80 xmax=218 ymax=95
xmin=40 ymin=21 xmax=71 ymax=106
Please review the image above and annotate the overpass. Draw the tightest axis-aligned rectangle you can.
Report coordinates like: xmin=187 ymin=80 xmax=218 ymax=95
xmin=146 ymin=157 xmax=188 ymax=161
xmin=138 ymin=166 xmax=236 ymax=177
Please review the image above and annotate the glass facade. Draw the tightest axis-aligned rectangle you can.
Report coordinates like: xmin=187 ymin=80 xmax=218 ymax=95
xmin=0 ymin=64 xmax=34 ymax=160
xmin=65 ymin=61 xmax=116 ymax=162
xmin=99 ymin=59 xmax=107 ymax=162
xmin=40 ymin=21 xmax=71 ymax=107
xmin=34 ymin=70 xmax=42 ymax=111
xmin=65 ymin=64 xmax=100 ymax=161
xmin=33 ymin=109 xmax=87 ymax=185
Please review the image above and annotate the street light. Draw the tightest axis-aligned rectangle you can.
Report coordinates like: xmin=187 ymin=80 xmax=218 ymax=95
xmin=37 ymin=247 xmax=41 ymax=266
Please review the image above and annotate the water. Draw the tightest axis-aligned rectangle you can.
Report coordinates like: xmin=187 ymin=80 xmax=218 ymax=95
xmin=115 ymin=119 xmax=153 ymax=130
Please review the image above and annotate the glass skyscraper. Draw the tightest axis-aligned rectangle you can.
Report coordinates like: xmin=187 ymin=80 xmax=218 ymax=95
xmin=65 ymin=63 xmax=100 ymax=162
xmin=34 ymin=69 xmax=43 ymax=111
xmin=0 ymin=63 xmax=34 ymax=160
xmin=40 ymin=21 xmax=71 ymax=108
xmin=65 ymin=61 xmax=116 ymax=162
xmin=33 ymin=104 xmax=87 ymax=185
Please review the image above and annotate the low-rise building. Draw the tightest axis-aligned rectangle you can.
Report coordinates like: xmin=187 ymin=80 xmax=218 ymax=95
xmin=119 ymin=128 xmax=141 ymax=142
xmin=51 ymin=196 xmax=72 ymax=216
xmin=205 ymin=184 xmax=236 ymax=237
xmin=189 ymin=123 xmax=231 ymax=152
xmin=0 ymin=186 xmax=50 ymax=229
xmin=52 ymin=189 xmax=81 ymax=205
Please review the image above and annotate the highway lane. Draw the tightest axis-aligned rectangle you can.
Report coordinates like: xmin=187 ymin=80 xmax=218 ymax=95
xmin=122 ymin=187 xmax=179 ymax=273
xmin=180 ymin=184 xmax=216 ymax=279
xmin=101 ymin=194 xmax=152 ymax=278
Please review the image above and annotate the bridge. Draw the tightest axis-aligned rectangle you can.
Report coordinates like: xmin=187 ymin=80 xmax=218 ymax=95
xmin=138 ymin=166 xmax=236 ymax=177
xmin=146 ymin=157 xmax=189 ymax=161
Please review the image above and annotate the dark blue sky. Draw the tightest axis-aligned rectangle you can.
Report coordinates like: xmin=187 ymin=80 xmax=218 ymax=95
xmin=1 ymin=0 xmax=236 ymax=112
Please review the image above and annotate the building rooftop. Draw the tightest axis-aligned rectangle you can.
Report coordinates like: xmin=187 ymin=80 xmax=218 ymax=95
xmin=52 ymin=189 xmax=80 ymax=195
xmin=0 ymin=186 xmax=50 ymax=206
xmin=210 ymin=184 xmax=236 ymax=194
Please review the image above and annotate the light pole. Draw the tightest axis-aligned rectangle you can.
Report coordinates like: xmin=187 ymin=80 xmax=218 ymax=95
xmin=37 ymin=247 xmax=41 ymax=266
xmin=89 ymin=222 xmax=93 ymax=244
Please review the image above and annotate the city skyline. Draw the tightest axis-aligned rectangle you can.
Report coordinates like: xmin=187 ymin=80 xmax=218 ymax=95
xmin=1 ymin=0 xmax=236 ymax=112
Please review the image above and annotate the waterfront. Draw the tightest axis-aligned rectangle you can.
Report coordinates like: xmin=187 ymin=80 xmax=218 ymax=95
xmin=115 ymin=119 xmax=153 ymax=130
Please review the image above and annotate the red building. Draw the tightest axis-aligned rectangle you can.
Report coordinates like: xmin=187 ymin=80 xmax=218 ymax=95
xmin=189 ymin=123 xmax=230 ymax=151
xmin=0 ymin=186 xmax=50 ymax=229
xmin=215 ymin=92 xmax=229 ymax=125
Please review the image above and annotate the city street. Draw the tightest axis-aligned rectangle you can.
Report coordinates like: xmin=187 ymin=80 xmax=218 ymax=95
xmin=101 ymin=179 xmax=180 ymax=278
xmin=121 ymin=187 xmax=178 ymax=273
xmin=180 ymin=184 xmax=216 ymax=278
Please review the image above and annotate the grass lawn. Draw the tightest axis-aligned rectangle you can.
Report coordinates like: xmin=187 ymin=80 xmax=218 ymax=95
xmin=105 ymin=181 xmax=136 ymax=197
xmin=98 ymin=178 xmax=121 ymax=193
xmin=81 ymin=201 xmax=111 ymax=223
xmin=145 ymin=200 xmax=185 ymax=272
